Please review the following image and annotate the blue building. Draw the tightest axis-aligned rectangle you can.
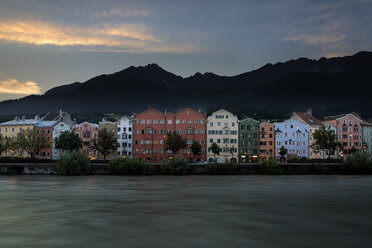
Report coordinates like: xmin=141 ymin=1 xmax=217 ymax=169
xmin=274 ymin=118 xmax=309 ymax=161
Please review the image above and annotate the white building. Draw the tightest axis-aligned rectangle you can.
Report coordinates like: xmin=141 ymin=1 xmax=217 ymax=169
xmin=117 ymin=115 xmax=133 ymax=158
xmin=52 ymin=122 xmax=71 ymax=160
xmin=207 ymin=109 xmax=239 ymax=162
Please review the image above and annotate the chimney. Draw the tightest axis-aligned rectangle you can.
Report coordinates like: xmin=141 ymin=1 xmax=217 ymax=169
xmin=35 ymin=114 xmax=40 ymax=120
xmin=21 ymin=116 xmax=26 ymax=121
xmin=59 ymin=109 xmax=63 ymax=119
xmin=14 ymin=116 xmax=20 ymax=121
xmin=102 ymin=118 xmax=107 ymax=123
xmin=164 ymin=109 xmax=167 ymax=114
xmin=306 ymin=108 xmax=312 ymax=116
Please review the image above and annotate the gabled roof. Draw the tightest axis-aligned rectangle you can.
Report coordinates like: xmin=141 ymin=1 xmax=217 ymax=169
xmin=176 ymin=107 xmax=206 ymax=116
xmin=133 ymin=107 xmax=164 ymax=116
xmin=323 ymin=112 xmax=363 ymax=122
xmin=293 ymin=112 xmax=321 ymax=125
xmin=239 ymin=117 xmax=259 ymax=123
xmin=74 ymin=121 xmax=98 ymax=128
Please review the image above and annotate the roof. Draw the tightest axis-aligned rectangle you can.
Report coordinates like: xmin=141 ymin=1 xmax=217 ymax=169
xmin=0 ymin=119 xmax=40 ymax=126
xmin=35 ymin=120 xmax=58 ymax=128
xmin=323 ymin=112 xmax=363 ymax=121
xmin=75 ymin=122 xmax=99 ymax=128
xmin=293 ymin=112 xmax=321 ymax=125
xmin=42 ymin=112 xmax=60 ymax=121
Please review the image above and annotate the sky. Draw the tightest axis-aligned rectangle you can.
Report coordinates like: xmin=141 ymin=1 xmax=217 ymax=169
xmin=0 ymin=0 xmax=371 ymax=101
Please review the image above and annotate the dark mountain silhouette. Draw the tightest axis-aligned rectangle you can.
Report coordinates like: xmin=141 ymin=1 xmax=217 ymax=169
xmin=1 ymin=51 xmax=371 ymax=118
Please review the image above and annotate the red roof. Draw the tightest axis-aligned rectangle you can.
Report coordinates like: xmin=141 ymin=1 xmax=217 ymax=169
xmin=293 ymin=112 xmax=321 ymax=125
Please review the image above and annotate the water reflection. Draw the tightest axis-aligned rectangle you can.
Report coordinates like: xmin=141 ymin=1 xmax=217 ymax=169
xmin=0 ymin=175 xmax=372 ymax=248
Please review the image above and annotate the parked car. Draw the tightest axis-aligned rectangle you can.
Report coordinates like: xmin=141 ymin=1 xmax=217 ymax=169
xmin=216 ymin=158 xmax=227 ymax=163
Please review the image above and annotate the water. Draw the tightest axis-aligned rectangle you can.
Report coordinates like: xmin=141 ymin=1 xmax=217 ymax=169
xmin=0 ymin=175 xmax=371 ymax=248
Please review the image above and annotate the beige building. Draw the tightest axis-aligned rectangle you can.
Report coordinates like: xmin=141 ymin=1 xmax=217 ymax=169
xmin=98 ymin=118 xmax=117 ymax=160
xmin=207 ymin=109 xmax=239 ymax=162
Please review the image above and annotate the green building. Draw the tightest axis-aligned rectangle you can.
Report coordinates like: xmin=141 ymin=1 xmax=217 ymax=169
xmin=239 ymin=118 xmax=259 ymax=162
xmin=362 ymin=122 xmax=372 ymax=159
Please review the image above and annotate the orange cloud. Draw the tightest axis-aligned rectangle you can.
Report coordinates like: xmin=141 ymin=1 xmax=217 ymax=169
xmin=0 ymin=79 xmax=41 ymax=95
xmin=0 ymin=20 xmax=198 ymax=53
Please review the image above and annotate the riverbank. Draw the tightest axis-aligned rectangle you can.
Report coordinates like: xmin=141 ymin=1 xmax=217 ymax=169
xmin=0 ymin=162 xmax=368 ymax=175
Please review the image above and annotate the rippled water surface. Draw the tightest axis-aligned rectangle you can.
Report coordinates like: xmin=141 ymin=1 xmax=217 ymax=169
xmin=1 ymin=175 xmax=372 ymax=248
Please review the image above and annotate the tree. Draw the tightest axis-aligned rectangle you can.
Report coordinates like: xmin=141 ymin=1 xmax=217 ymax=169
xmin=164 ymin=131 xmax=187 ymax=157
xmin=0 ymin=135 xmax=8 ymax=155
xmin=209 ymin=142 xmax=220 ymax=161
xmin=229 ymin=145 xmax=236 ymax=162
xmin=312 ymin=125 xmax=342 ymax=159
xmin=55 ymin=131 xmax=83 ymax=153
xmin=191 ymin=140 xmax=202 ymax=162
xmin=91 ymin=128 xmax=117 ymax=160
xmin=279 ymin=146 xmax=287 ymax=162
xmin=15 ymin=129 xmax=47 ymax=159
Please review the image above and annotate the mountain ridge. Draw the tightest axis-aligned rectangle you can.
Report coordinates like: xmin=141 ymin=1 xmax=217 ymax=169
xmin=1 ymin=51 xmax=371 ymax=118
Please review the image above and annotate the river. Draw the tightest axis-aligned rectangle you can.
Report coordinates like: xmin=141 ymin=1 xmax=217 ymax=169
xmin=0 ymin=175 xmax=371 ymax=248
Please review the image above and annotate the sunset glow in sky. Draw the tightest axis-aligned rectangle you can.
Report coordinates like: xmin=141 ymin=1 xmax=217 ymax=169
xmin=0 ymin=0 xmax=371 ymax=100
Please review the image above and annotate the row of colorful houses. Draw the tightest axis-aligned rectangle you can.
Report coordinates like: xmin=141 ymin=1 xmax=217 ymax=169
xmin=0 ymin=108 xmax=371 ymax=162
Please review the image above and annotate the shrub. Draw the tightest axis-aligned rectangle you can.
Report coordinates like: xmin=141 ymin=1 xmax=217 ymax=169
xmin=259 ymin=159 xmax=282 ymax=175
xmin=341 ymin=153 xmax=372 ymax=174
xmin=204 ymin=162 xmax=242 ymax=175
xmin=56 ymin=151 xmax=91 ymax=176
xmin=159 ymin=156 xmax=191 ymax=175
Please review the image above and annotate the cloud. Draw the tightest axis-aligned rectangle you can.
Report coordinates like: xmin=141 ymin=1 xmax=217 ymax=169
xmin=96 ymin=8 xmax=149 ymax=17
xmin=0 ymin=78 xmax=41 ymax=95
xmin=0 ymin=20 xmax=198 ymax=53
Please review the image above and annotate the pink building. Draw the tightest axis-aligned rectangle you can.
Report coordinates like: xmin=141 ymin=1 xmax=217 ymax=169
xmin=323 ymin=113 xmax=363 ymax=157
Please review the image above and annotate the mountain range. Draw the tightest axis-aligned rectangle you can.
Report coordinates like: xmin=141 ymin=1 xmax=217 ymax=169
xmin=1 ymin=51 xmax=371 ymax=119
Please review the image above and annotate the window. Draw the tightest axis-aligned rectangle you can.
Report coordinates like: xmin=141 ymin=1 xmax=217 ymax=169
xmin=217 ymin=138 xmax=221 ymax=143
xmin=188 ymin=120 xmax=192 ymax=124
xmin=217 ymin=122 xmax=221 ymax=126
xmin=147 ymin=120 xmax=151 ymax=124
xmin=141 ymin=120 xmax=145 ymax=124
xmin=195 ymin=120 xmax=199 ymax=125
xmin=201 ymin=129 xmax=205 ymax=134
xmin=224 ymin=123 xmax=228 ymax=127
xmin=201 ymin=120 xmax=205 ymax=124
xmin=210 ymin=122 xmax=214 ymax=127
xmin=176 ymin=120 xmax=180 ymax=124
xmin=167 ymin=120 xmax=172 ymax=124
xmin=160 ymin=120 xmax=164 ymax=124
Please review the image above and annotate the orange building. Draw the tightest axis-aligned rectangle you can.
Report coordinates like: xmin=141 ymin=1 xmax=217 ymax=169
xmin=73 ymin=122 xmax=99 ymax=160
xmin=259 ymin=122 xmax=275 ymax=160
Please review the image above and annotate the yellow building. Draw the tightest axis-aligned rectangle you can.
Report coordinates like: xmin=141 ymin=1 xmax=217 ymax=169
xmin=0 ymin=115 xmax=41 ymax=158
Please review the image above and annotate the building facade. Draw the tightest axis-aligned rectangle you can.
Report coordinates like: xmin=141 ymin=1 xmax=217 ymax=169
xmin=98 ymin=119 xmax=117 ymax=160
xmin=207 ymin=109 xmax=239 ymax=162
xmin=73 ymin=122 xmax=99 ymax=160
xmin=52 ymin=122 xmax=71 ymax=160
xmin=291 ymin=109 xmax=323 ymax=159
xmin=133 ymin=107 xmax=207 ymax=162
xmin=259 ymin=122 xmax=275 ymax=160
xmin=362 ymin=122 xmax=372 ymax=158
xmin=0 ymin=115 xmax=41 ymax=158
xmin=323 ymin=113 xmax=363 ymax=157
xmin=274 ymin=118 xmax=309 ymax=161
xmin=35 ymin=121 xmax=57 ymax=160
xmin=239 ymin=117 xmax=259 ymax=162
xmin=117 ymin=115 xmax=133 ymax=158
